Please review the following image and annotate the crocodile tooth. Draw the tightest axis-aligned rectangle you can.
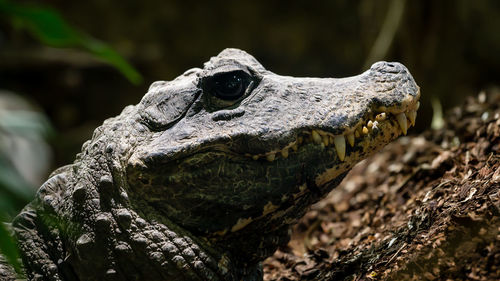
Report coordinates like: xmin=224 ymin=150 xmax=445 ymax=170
xmin=281 ymin=148 xmax=289 ymax=158
xmin=346 ymin=133 xmax=355 ymax=147
xmin=376 ymin=112 xmax=386 ymax=121
xmin=266 ymin=153 xmax=276 ymax=162
xmin=292 ymin=143 xmax=298 ymax=152
xmin=367 ymin=120 xmax=373 ymax=128
xmin=416 ymin=101 xmax=420 ymax=110
xmin=407 ymin=110 xmax=417 ymax=126
xmin=362 ymin=126 xmax=369 ymax=135
xmin=396 ymin=113 xmax=408 ymax=135
xmin=322 ymin=135 xmax=329 ymax=146
xmin=252 ymin=155 xmax=259 ymax=160
xmin=354 ymin=130 xmax=360 ymax=138
xmin=312 ymin=130 xmax=322 ymax=144
xmin=333 ymin=135 xmax=346 ymax=161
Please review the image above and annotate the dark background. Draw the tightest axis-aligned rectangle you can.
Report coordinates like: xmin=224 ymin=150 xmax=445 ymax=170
xmin=1 ymin=0 xmax=500 ymax=170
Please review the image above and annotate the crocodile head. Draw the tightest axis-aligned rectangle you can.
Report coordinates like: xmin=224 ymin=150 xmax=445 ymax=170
xmin=126 ymin=48 xmax=420 ymax=264
xmin=9 ymin=48 xmax=420 ymax=281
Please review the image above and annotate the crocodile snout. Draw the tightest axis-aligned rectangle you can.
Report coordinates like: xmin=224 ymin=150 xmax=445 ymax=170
xmin=364 ymin=61 xmax=420 ymax=112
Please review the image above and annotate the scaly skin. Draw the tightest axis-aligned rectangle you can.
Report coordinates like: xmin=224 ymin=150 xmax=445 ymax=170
xmin=2 ymin=49 xmax=419 ymax=281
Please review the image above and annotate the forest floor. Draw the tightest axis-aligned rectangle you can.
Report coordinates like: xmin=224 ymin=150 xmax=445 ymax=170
xmin=263 ymin=89 xmax=500 ymax=281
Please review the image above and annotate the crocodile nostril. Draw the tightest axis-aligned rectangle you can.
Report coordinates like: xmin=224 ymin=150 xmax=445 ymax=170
xmin=370 ymin=61 xmax=407 ymax=74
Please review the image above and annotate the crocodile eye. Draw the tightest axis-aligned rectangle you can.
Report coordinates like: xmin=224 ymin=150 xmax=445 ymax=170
xmin=205 ymin=71 xmax=251 ymax=101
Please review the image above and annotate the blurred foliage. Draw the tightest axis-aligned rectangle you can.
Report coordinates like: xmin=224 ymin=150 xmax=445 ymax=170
xmin=0 ymin=221 xmax=21 ymax=273
xmin=0 ymin=109 xmax=53 ymax=273
xmin=0 ymin=0 xmax=142 ymax=84
xmin=0 ymin=0 xmax=140 ymax=272
xmin=430 ymin=97 xmax=444 ymax=130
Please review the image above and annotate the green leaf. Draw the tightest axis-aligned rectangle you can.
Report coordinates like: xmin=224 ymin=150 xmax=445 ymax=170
xmin=0 ymin=222 xmax=21 ymax=274
xmin=0 ymin=110 xmax=54 ymax=138
xmin=82 ymin=38 xmax=143 ymax=85
xmin=0 ymin=156 xmax=34 ymax=216
xmin=0 ymin=0 xmax=142 ymax=84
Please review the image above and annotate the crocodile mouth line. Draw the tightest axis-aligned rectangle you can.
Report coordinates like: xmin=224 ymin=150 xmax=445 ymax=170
xmin=244 ymin=100 xmax=420 ymax=162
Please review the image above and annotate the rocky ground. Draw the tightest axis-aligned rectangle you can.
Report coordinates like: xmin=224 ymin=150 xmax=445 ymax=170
xmin=264 ymin=89 xmax=500 ymax=281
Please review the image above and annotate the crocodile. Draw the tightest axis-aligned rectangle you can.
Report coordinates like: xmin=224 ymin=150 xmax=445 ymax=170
xmin=1 ymin=48 xmax=420 ymax=281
